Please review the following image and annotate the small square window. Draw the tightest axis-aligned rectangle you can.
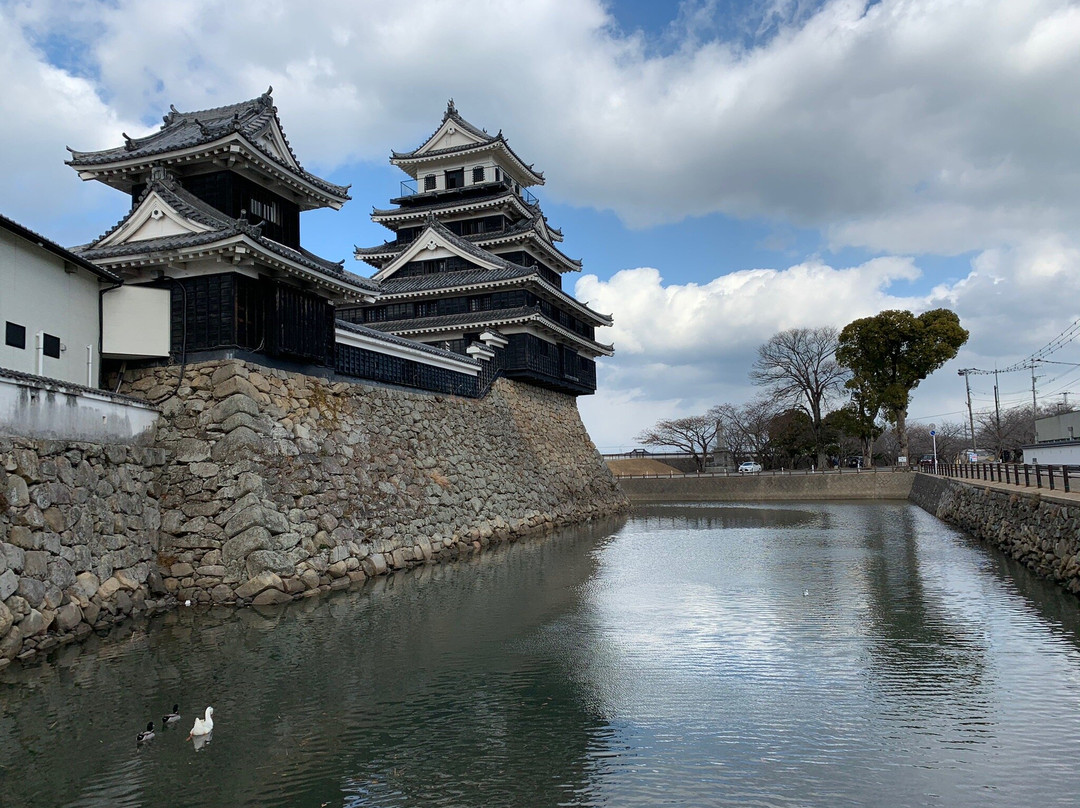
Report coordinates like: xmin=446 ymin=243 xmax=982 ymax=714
xmin=5 ymin=322 xmax=26 ymax=349
xmin=424 ymin=174 xmax=436 ymax=191
xmin=43 ymin=333 xmax=60 ymax=359
xmin=472 ymin=166 xmax=485 ymax=183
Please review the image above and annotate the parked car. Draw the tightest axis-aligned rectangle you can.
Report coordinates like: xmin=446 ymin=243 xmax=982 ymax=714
xmin=738 ymin=461 xmax=763 ymax=473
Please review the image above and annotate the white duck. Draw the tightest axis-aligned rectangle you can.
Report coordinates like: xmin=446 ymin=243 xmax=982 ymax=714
xmin=187 ymin=706 xmax=214 ymax=741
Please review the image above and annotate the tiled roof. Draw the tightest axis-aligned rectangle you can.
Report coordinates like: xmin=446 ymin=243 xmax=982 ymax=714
xmin=335 ymin=320 xmax=480 ymax=366
xmin=66 ymin=89 xmax=349 ymax=200
xmin=390 ymin=100 xmax=544 ymax=184
xmin=363 ymin=204 xmax=580 ymax=270
xmin=0 ymin=213 xmax=122 ymax=282
xmin=366 ymin=217 xmax=608 ymax=322
xmin=368 ymin=305 xmax=614 ymax=356
xmin=74 ymin=177 xmax=377 ymax=293
xmin=0 ymin=366 xmax=154 ymax=406
xmin=368 ymin=305 xmax=542 ymax=333
xmin=371 ymin=188 xmax=529 ymax=219
xmin=378 ymin=266 xmax=537 ymax=294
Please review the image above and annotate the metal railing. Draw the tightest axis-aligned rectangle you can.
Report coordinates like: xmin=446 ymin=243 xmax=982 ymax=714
xmin=397 ymin=174 xmax=539 ymax=206
xmin=615 ymin=466 xmax=911 ymax=480
xmin=919 ymin=461 xmax=1080 ymax=494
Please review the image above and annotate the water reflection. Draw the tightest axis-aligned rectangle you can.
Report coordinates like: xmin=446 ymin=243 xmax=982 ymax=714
xmin=2 ymin=504 xmax=1080 ymax=807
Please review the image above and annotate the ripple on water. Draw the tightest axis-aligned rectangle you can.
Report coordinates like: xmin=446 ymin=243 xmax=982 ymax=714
xmin=3 ymin=506 xmax=1080 ymax=807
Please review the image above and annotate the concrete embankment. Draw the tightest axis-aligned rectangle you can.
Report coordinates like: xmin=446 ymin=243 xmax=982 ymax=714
xmin=910 ymin=472 xmax=1080 ymax=595
xmin=619 ymin=470 xmax=915 ymax=502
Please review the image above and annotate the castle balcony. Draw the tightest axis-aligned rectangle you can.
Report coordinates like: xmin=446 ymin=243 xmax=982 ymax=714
xmin=397 ymin=167 xmax=539 ymax=207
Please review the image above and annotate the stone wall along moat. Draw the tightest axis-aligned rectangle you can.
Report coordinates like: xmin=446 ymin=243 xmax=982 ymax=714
xmin=0 ymin=359 xmax=627 ymax=664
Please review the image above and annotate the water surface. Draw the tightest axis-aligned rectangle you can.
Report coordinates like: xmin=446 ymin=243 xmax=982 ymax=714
xmin=3 ymin=502 xmax=1080 ymax=807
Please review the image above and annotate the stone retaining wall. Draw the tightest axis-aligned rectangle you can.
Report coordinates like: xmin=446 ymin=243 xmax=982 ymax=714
xmin=0 ymin=438 xmax=168 ymax=665
xmin=619 ymin=470 xmax=914 ymax=502
xmin=1 ymin=359 xmax=627 ymax=665
xmin=910 ymin=473 xmax=1080 ymax=594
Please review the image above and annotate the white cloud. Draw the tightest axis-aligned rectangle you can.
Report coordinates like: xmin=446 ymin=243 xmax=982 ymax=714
xmin=0 ymin=10 xmax=139 ymax=240
xmin=577 ymin=235 xmax=1080 ymax=449
xmin=6 ymin=0 xmax=1079 ymax=255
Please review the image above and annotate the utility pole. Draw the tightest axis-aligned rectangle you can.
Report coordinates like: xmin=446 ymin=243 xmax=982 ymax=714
xmin=1031 ymin=361 xmax=1039 ymax=444
xmin=993 ymin=368 xmax=1002 ymax=457
xmin=958 ymin=369 xmax=977 ymax=453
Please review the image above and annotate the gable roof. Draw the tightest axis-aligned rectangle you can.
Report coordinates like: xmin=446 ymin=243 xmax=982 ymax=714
xmin=67 ymin=89 xmax=350 ymax=209
xmin=74 ymin=175 xmax=377 ymax=299
xmin=390 ymin=101 xmax=544 ymax=186
xmin=0 ymin=213 xmax=122 ymax=283
xmin=363 ymin=218 xmax=609 ymax=325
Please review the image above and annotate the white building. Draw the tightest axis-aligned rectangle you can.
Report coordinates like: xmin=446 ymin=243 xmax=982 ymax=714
xmin=0 ymin=214 xmax=122 ymax=387
xmin=1022 ymin=411 xmax=1080 ymax=466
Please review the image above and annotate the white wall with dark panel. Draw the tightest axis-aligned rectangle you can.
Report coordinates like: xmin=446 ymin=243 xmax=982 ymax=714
xmin=0 ymin=226 xmax=105 ymax=386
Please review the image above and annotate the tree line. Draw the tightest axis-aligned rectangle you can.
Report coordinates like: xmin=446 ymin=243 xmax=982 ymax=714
xmin=637 ymin=308 xmax=970 ymax=471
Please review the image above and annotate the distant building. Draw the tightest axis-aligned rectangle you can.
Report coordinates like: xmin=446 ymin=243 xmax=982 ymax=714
xmin=0 ymin=213 xmax=121 ymax=386
xmin=1022 ymin=411 xmax=1080 ymax=465
xmin=339 ymin=101 xmax=613 ymax=395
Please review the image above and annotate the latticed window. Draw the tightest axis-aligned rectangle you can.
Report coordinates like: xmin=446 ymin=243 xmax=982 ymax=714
xmin=424 ymin=174 xmax=436 ymax=191
xmin=473 ymin=166 xmax=485 ymax=183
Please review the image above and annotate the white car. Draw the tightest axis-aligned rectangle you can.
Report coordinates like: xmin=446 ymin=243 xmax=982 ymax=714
xmin=738 ymin=461 xmax=763 ymax=473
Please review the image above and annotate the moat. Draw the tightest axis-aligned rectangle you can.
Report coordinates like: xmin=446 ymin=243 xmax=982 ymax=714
xmin=3 ymin=502 xmax=1080 ymax=807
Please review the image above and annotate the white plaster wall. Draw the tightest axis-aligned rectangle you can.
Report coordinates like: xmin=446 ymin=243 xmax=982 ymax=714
xmin=1024 ymin=443 xmax=1080 ymax=466
xmin=102 ymin=286 xmax=171 ymax=358
xmin=0 ymin=229 xmax=103 ymax=386
xmin=0 ymin=375 xmax=158 ymax=443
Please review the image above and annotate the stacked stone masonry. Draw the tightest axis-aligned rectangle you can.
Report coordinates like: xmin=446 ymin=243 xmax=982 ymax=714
xmin=0 ymin=439 xmax=167 ymax=666
xmin=910 ymin=474 xmax=1080 ymax=595
xmin=0 ymin=360 xmax=627 ymax=664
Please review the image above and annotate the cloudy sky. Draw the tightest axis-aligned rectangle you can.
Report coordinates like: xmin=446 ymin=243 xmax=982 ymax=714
xmin=3 ymin=0 xmax=1080 ymax=450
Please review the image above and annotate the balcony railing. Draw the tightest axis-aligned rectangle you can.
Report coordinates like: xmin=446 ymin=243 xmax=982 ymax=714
xmin=396 ymin=169 xmax=539 ymax=207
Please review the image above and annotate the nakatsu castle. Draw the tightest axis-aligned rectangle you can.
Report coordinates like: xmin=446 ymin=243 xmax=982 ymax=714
xmin=340 ymin=101 xmax=613 ymax=396
xmin=3 ymin=91 xmax=611 ymax=401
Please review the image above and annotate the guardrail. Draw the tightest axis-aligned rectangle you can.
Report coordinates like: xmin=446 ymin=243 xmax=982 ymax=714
xmin=615 ymin=466 xmax=912 ymax=480
xmin=919 ymin=461 xmax=1080 ymax=494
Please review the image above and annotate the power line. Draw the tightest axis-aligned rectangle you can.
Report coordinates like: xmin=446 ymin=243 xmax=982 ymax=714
xmin=964 ymin=317 xmax=1080 ymax=376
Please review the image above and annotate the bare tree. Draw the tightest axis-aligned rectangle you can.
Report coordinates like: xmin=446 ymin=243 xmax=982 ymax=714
xmin=750 ymin=326 xmax=848 ymax=467
xmin=636 ymin=412 xmax=721 ymax=472
xmin=716 ymin=399 xmax=778 ymax=467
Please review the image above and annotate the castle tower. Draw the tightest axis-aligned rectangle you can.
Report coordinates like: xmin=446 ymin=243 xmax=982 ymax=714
xmin=340 ymin=101 xmax=613 ymax=395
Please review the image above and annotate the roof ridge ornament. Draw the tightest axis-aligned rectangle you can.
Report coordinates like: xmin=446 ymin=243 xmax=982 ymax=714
xmin=162 ymin=104 xmax=181 ymax=127
xmin=122 ymin=133 xmax=137 ymax=151
xmin=258 ymin=86 xmax=274 ymax=109
xmin=234 ymin=213 xmax=264 ymax=238
xmin=193 ymin=117 xmax=211 ymax=137
xmin=149 ymin=165 xmax=176 ymax=185
xmin=446 ymin=98 xmax=457 ymax=117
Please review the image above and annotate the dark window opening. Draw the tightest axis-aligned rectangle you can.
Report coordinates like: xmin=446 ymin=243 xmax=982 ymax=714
xmin=445 ymin=169 xmax=465 ymax=189
xmin=5 ymin=322 xmax=26 ymax=349
xmin=43 ymin=333 xmax=61 ymax=359
xmin=424 ymin=174 xmax=436 ymax=191
xmin=249 ymin=197 xmax=280 ymax=225
xmin=472 ymin=166 xmax=485 ymax=183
